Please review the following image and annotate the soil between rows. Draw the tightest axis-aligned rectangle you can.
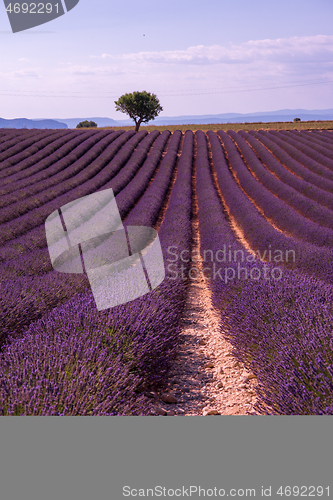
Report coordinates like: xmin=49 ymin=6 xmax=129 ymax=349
xmin=149 ymin=138 xmax=259 ymax=416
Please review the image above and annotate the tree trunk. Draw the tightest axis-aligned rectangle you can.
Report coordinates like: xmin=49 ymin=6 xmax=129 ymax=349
xmin=135 ymin=118 xmax=143 ymax=132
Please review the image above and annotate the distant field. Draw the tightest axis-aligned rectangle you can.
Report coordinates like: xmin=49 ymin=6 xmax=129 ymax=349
xmin=97 ymin=119 xmax=333 ymax=133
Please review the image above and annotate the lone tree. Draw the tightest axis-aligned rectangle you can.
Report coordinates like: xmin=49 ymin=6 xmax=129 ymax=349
xmin=76 ymin=120 xmax=97 ymax=128
xmin=115 ymin=91 xmax=163 ymax=132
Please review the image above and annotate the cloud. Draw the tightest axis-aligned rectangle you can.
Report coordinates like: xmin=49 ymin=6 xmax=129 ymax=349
xmin=13 ymin=69 xmax=40 ymax=78
xmin=0 ymin=69 xmax=40 ymax=79
xmin=3 ymin=35 xmax=333 ymax=114
xmin=58 ymin=64 xmax=137 ymax=77
xmin=90 ymin=35 xmax=333 ymax=67
xmin=86 ymin=35 xmax=333 ymax=98
xmin=90 ymin=53 xmax=113 ymax=59
xmin=18 ymin=58 xmax=30 ymax=62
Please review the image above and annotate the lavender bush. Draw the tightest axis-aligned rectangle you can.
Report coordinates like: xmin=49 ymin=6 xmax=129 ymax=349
xmin=284 ymin=130 xmax=333 ymax=155
xmin=0 ymin=130 xmax=58 ymax=167
xmin=227 ymin=130 xmax=333 ymax=235
xmin=0 ymin=129 xmax=99 ymax=197
xmin=0 ymin=130 xmax=40 ymax=153
xmin=222 ymin=270 xmax=333 ymax=415
xmin=0 ymin=131 xmax=137 ymax=226
xmin=269 ymin=129 xmax=333 ymax=167
xmin=257 ymin=130 xmax=333 ymax=182
xmin=0 ymin=131 xmax=140 ymax=246
xmin=2 ymin=128 xmax=333 ymax=415
xmin=212 ymin=131 xmax=333 ymax=283
xmin=0 ymin=130 xmax=193 ymax=415
xmin=200 ymin=130 xmax=333 ymax=414
xmin=310 ymin=130 xmax=333 ymax=144
xmin=0 ymin=130 xmax=75 ymax=181
xmin=0 ymin=131 xmax=167 ymax=343
xmin=239 ymin=130 xmax=333 ymax=212
xmin=248 ymin=130 xmax=333 ymax=193
xmin=0 ymin=131 xmax=161 ymax=278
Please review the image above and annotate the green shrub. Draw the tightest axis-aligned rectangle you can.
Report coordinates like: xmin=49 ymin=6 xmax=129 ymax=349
xmin=76 ymin=120 xmax=97 ymax=128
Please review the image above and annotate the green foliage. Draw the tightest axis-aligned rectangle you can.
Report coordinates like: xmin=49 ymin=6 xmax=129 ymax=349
xmin=76 ymin=120 xmax=97 ymax=128
xmin=293 ymin=117 xmax=301 ymax=122
xmin=114 ymin=91 xmax=163 ymax=131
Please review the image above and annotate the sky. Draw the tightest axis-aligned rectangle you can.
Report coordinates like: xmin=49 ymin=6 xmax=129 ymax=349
xmin=1 ymin=0 xmax=333 ymax=120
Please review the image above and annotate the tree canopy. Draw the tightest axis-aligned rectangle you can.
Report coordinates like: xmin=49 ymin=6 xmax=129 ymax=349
xmin=76 ymin=120 xmax=97 ymax=128
xmin=115 ymin=91 xmax=163 ymax=131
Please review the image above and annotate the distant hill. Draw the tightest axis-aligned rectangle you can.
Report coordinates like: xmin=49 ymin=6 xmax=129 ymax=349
xmin=0 ymin=118 xmax=67 ymax=129
xmin=53 ymin=117 xmax=120 ymax=129
xmin=4 ymin=110 xmax=333 ymax=130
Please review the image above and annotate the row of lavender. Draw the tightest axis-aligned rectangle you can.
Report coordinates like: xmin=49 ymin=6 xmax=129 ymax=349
xmin=237 ymin=131 xmax=333 ymax=212
xmin=267 ymin=129 xmax=333 ymax=171
xmin=280 ymin=129 xmax=333 ymax=153
xmin=0 ymin=128 xmax=60 ymax=150
xmin=0 ymin=129 xmax=101 ymax=197
xmin=0 ymin=130 xmax=159 ymax=260
xmin=0 ymin=129 xmax=167 ymax=344
xmin=0 ymin=130 xmax=135 ymax=230
xmin=248 ymin=130 xmax=333 ymax=192
xmin=0 ymin=129 xmax=72 ymax=169
xmin=0 ymin=130 xmax=166 ymax=277
xmin=0 ymin=130 xmax=193 ymax=415
xmin=214 ymin=130 xmax=333 ymax=283
xmin=200 ymin=130 xmax=333 ymax=414
xmin=0 ymin=129 xmax=34 ymax=146
xmin=224 ymin=130 xmax=333 ymax=247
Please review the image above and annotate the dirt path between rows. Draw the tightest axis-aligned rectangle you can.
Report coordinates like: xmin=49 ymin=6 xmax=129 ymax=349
xmin=150 ymin=222 xmax=258 ymax=416
xmin=150 ymin=148 xmax=259 ymax=415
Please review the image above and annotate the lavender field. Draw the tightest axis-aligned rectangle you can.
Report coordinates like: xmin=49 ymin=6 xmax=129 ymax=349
xmin=1 ymin=126 xmax=333 ymax=415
